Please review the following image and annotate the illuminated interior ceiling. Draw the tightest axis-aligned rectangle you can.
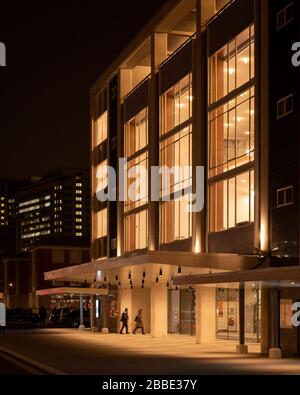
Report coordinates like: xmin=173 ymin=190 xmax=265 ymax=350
xmin=122 ymin=38 xmax=151 ymax=70
xmin=156 ymin=0 xmax=196 ymax=56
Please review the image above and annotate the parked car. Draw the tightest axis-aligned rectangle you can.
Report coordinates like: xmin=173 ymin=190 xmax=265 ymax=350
xmin=49 ymin=307 xmax=90 ymax=328
xmin=6 ymin=308 xmax=39 ymax=324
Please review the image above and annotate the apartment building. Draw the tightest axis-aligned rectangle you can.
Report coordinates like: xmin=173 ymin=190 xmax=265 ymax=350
xmin=43 ymin=0 xmax=300 ymax=357
xmin=16 ymin=169 xmax=90 ymax=252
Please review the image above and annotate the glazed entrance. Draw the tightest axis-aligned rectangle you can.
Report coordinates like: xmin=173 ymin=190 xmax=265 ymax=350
xmin=168 ymin=289 xmax=196 ymax=335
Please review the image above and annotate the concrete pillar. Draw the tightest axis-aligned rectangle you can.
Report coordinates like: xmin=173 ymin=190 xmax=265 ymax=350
xmin=148 ymin=35 xmax=160 ymax=252
xmin=260 ymin=288 xmax=269 ymax=354
xmin=153 ymin=33 xmax=167 ymax=68
xmin=192 ymin=3 xmax=207 ymax=253
xmin=90 ymin=295 xmax=97 ymax=332
xmin=79 ymin=294 xmax=85 ymax=330
xmin=269 ymin=288 xmax=282 ymax=359
xmin=195 ymin=286 xmax=216 ymax=344
xmin=151 ymin=285 xmax=168 ymax=338
xmin=119 ymin=287 xmax=133 ymax=333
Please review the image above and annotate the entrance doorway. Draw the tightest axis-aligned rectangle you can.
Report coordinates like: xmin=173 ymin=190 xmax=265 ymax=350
xmin=216 ymin=286 xmax=261 ymax=343
xmin=168 ymin=289 xmax=196 ymax=335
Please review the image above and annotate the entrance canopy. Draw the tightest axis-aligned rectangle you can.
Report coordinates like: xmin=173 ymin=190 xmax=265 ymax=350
xmin=174 ymin=266 xmax=300 ymax=287
xmin=36 ymin=287 xmax=109 ymax=297
xmin=44 ymin=251 xmax=257 ymax=283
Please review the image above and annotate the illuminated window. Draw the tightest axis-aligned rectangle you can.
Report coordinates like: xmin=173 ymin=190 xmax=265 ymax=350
xmin=76 ymin=197 xmax=82 ymax=202
xmin=159 ymin=76 xmax=192 ymax=244
xmin=96 ymin=160 xmax=108 ymax=196
xmin=125 ymin=108 xmax=148 ymax=157
xmin=76 ymin=218 xmax=82 ymax=223
xmin=76 ymin=225 xmax=82 ymax=230
xmin=76 ymin=211 xmax=82 ymax=216
xmin=209 ymin=170 xmax=254 ymax=232
xmin=76 ymin=204 xmax=82 ymax=209
xmin=94 ymin=111 xmax=108 ymax=147
xmin=124 ymin=152 xmax=148 ymax=213
xmin=161 ymin=74 xmax=192 ymax=136
xmin=96 ymin=208 xmax=107 ymax=239
xmin=76 ymin=190 xmax=82 ymax=195
xmin=76 ymin=233 xmax=83 ymax=237
xmin=124 ymin=108 xmax=149 ymax=252
xmin=125 ymin=210 xmax=148 ymax=252
xmin=75 ymin=183 xmax=82 ymax=187
xmin=209 ymin=87 xmax=255 ymax=177
xmin=209 ymin=25 xmax=255 ymax=104
xmin=208 ymin=26 xmax=255 ymax=234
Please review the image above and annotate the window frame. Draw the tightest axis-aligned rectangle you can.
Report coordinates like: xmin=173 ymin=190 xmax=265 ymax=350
xmin=277 ymin=3 xmax=293 ymax=31
xmin=277 ymin=186 xmax=294 ymax=208
xmin=277 ymin=94 xmax=294 ymax=120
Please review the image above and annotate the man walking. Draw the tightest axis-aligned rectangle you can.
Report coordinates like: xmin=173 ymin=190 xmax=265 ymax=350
xmin=0 ymin=298 xmax=6 ymax=335
xmin=120 ymin=308 xmax=129 ymax=334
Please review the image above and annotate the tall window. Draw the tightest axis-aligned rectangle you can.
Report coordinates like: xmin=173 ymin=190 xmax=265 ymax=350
xmin=94 ymin=111 xmax=108 ymax=147
xmin=160 ymin=74 xmax=193 ymax=244
xmin=161 ymin=74 xmax=193 ymax=135
xmin=209 ymin=25 xmax=255 ymax=233
xmin=96 ymin=208 xmax=107 ymax=239
xmin=124 ymin=108 xmax=149 ymax=252
xmin=209 ymin=26 xmax=255 ymax=104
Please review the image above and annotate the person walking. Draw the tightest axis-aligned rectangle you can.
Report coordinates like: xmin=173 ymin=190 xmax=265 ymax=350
xmin=133 ymin=309 xmax=145 ymax=335
xmin=39 ymin=305 xmax=47 ymax=328
xmin=120 ymin=308 xmax=129 ymax=334
xmin=0 ymin=299 xmax=6 ymax=335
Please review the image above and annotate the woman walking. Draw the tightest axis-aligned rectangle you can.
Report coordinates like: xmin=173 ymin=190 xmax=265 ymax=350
xmin=133 ymin=309 xmax=145 ymax=335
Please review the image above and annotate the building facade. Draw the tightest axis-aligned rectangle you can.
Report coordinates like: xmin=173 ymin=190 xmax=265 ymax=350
xmin=3 ymin=246 xmax=90 ymax=311
xmin=43 ymin=0 xmax=300 ymax=357
xmin=16 ymin=169 xmax=90 ymax=253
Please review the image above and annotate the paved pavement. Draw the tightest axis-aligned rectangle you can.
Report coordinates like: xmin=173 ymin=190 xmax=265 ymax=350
xmin=0 ymin=355 xmax=29 ymax=375
xmin=0 ymin=328 xmax=300 ymax=375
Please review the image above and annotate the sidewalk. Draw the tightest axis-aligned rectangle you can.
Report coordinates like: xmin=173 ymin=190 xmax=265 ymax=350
xmin=0 ymin=328 xmax=300 ymax=375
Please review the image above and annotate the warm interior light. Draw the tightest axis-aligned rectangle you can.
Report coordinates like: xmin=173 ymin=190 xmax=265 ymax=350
xmin=194 ymin=239 xmax=200 ymax=254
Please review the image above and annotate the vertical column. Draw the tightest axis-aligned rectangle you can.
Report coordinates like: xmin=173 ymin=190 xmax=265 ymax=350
xmin=148 ymin=34 xmax=160 ymax=251
xmin=79 ymin=294 xmax=85 ymax=330
xmin=90 ymin=295 xmax=97 ymax=332
xmin=151 ymin=285 xmax=168 ymax=338
xmin=236 ymin=284 xmax=248 ymax=354
xmin=269 ymin=288 xmax=282 ymax=359
xmin=117 ymin=76 xmax=125 ymax=257
xmin=260 ymin=287 xmax=269 ymax=354
xmin=254 ymin=0 xmax=270 ymax=252
xmin=192 ymin=1 xmax=207 ymax=254
xmin=195 ymin=286 xmax=216 ymax=344
xmin=119 ymin=287 xmax=133 ymax=333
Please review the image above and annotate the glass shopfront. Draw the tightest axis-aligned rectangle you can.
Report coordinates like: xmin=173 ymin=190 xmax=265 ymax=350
xmin=168 ymin=289 xmax=196 ymax=335
xmin=216 ymin=286 xmax=261 ymax=342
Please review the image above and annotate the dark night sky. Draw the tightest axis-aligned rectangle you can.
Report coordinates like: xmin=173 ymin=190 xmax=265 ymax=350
xmin=0 ymin=0 xmax=167 ymax=180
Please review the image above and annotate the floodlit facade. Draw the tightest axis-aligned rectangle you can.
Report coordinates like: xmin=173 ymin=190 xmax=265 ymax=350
xmin=44 ymin=0 xmax=300 ymax=358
